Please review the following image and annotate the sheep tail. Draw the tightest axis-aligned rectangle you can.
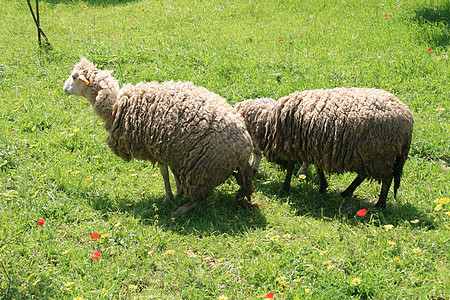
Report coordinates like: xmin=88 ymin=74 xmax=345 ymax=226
xmin=393 ymin=143 xmax=410 ymax=198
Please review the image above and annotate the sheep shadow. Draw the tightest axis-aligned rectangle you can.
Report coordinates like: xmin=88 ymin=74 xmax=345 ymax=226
xmin=43 ymin=0 xmax=139 ymax=6
xmin=253 ymin=165 xmax=437 ymax=229
xmin=89 ymin=184 xmax=267 ymax=236
xmin=411 ymin=2 xmax=450 ymax=48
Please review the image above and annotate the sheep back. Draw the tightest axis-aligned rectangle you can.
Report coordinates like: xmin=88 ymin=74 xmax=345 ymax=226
xmin=265 ymin=88 xmax=414 ymax=181
xmin=107 ymin=81 xmax=253 ymax=199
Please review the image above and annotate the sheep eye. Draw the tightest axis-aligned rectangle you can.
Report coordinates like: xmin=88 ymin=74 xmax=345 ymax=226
xmin=72 ymin=73 xmax=78 ymax=79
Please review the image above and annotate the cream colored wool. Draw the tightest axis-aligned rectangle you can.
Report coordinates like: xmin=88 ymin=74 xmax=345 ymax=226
xmin=237 ymin=88 xmax=414 ymax=207
xmin=64 ymin=58 xmax=255 ymax=216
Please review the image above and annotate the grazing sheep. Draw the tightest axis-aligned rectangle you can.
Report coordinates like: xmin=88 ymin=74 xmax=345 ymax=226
xmin=237 ymin=88 xmax=414 ymax=208
xmin=63 ymin=58 xmax=256 ymax=216
xmin=236 ymin=98 xmax=309 ymax=193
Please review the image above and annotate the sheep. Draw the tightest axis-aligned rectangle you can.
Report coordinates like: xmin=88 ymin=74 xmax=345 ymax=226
xmin=63 ymin=58 xmax=256 ymax=216
xmin=236 ymin=88 xmax=414 ymax=208
xmin=236 ymin=98 xmax=309 ymax=194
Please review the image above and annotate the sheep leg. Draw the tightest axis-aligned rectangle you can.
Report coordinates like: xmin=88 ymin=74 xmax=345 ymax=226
xmin=170 ymin=167 xmax=184 ymax=198
xmin=159 ymin=164 xmax=174 ymax=205
xmin=250 ymin=150 xmax=262 ymax=175
xmin=278 ymin=162 xmax=295 ymax=195
xmin=172 ymin=199 xmax=200 ymax=217
xmin=296 ymin=162 xmax=310 ymax=176
xmin=374 ymin=174 xmax=393 ymax=208
xmin=318 ymin=169 xmax=328 ymax=193
xmin=341 ymin=174 xmax=365 ymax=197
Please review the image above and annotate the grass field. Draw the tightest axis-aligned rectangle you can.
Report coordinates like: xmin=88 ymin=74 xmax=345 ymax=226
xmin=0 ymin=0 xmax=449 ymax=299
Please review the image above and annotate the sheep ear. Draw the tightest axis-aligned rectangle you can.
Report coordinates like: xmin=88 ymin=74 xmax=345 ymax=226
xmin=78 ymin=75 xmax=90 ymax=85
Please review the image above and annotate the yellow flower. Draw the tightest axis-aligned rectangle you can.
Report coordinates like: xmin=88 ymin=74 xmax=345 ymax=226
xmin=299 ymin=174 xmax=306 ymax=180
xmin=218 ymin=296 xmax=229 ymax=300
xmin=320 ymin=251 xmax=328 ymax=256
xmin=327 ymin=265 xmax=336 ymax=270
xmin=73 ymin=297 xmax=82 ymax=300
xmin=294 ymin=277 xmax=302 ymax=283
xmin=412 ymin=248 xmax=422 ymax=253
xmin=270 ymin=235 xmax=280 ymax=241
xmin=410 ymin=219 xmax=419 ymax=224
xmin=283 ymin=234 xmax=291 ymax=239
xmin=435 ymin=204 xmax=443 ymax=211
xmin=323 ymin=260 xmax=331 ymax=265
xmin=440 ymin=197 xmax=449 ymax=204
xmin=305 ymin=288 xmax=311 ymax=295
xmin=383 ymin=225 xmax=394 ymax=230
xmin=127 ymin=284 xmax=138 ymax=289
xmin=387 ymin=241 xmax=396 ymax=246
xmin=445 ymin=212 xmax=450 ymax=216
xmin=64 ymin=282 xmax=75 ymax=288
xmin=164 ymin=250 xmax=175 ymax=255
xmin=62 ymin=250 xmax=70 ymax=255
xmin=394 ymin=257 xmax=401 ymax=263
xmin=351 ymin=277 xmax=361 ymax=286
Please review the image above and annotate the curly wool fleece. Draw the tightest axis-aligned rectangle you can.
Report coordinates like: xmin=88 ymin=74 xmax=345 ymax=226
xmin=64 ymin=58 xmax=255 ymax=215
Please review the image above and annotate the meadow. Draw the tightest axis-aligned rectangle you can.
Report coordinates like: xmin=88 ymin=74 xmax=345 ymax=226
xmin=0 ymin=0 xmax=449 ymax=298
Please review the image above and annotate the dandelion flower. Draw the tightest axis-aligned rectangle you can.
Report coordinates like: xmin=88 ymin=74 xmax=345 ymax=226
xmin=394 ymin=257 xmax=401 ymax=263
xmin=164 ymin=250 xmax=175 ymax=255
xmin=218 ymin=296 xmax=229 ymax=300
xmin=320 ymin=251 xmax=327 ymax=256
xmin=128 ymin=284 xmax=138 ymax=289
xmin=383 ymin=224 xmax=394 ymax=230
xmin=412 ymin=248 xmax=422 ymax=253
xmin=73 ymin=297 xmax=82 ymax=300
xmin=440 ymin=197 xmax=449 ymax=204
xmin=327 ymin=265 xmax=336 ymax=270
xmin=435 ymin=204 xmax=443 ymax=211
xmin=410 ymin=219 xmax=419 ymax=224
xmin=64 ymin=282 xmax=75 ymax=288
xmin=294 ymin=277 xmax=302 ymax=283
xmin=445 ymin=212 xmax=450 ymax=216
xmin=305 ymin=288 xmax=311 ymax=295
xmin=351 ymin=277 xmax=361 ymax=286
xmin=323 ymin=260 xmax=331 ymax=265
xmin=299 ymin=174 xmax=306 ymax=179
xmin=387 ymin=241 xmax=396 ymax=246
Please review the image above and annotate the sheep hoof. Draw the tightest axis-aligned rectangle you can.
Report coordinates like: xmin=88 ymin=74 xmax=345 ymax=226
xmin=162 ymin=193 xmax=174 ymax=206
xmin=340 ymin=190 xmax=352 ymax=197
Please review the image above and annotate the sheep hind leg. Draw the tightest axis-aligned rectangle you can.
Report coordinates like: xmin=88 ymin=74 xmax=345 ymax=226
xmin=341 ymin=174 xmax=365 ymax=197
xmin=171 ymin=199 xmax=201 ymax=217
xmin=159 ymin=164 xmax=174 ymax=205
xmin=278 ymin=162 xmax=295 ymax=195
xmin=318 ymin=169 xmax=329 ymax=193
xmin=374 ymin=174 xmax=393 ymax=208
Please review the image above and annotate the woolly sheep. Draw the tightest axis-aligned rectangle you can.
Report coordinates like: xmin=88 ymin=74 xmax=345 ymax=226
xmin=236 ymin=98 xmax=309 ymax=194
xmin=237 ymin=88 xmax=414 ymax=208
xmin=63 ymin=58 xmax=256 ymax=216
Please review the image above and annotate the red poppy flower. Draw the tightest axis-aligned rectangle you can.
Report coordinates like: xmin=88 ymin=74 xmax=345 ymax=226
xmin=141 ymin=9 xmax=145 ymax=12
xmin=37 ymin=218 xmax=44 ymax=226
xmin=82 ymin=6 xmax=85 ymax=9
xmin=384 ymin=14 xmax=387 ymax=18
xmin=427 ymin=48 xmax=432 ymax=52
xmin=357 ymin=209 xmax=367 ymax=217
xmin=266 ymin=292 xmax=275 ymax=298
xmin=277 ymin=39 xmax=282 ymax=42
xmin=90 ymin=233 xmax=100 ymax=239
xmin=91 ymin=251 xmax=101 ymax=259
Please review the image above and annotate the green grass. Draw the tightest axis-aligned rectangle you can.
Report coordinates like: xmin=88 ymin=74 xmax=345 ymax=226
xmin=0 ymin=0 xmax=449 ymax=299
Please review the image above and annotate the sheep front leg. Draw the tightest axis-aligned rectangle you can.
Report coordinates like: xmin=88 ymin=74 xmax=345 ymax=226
xmin=278 ymin=162 xmax=295 ymax=195
xmin=170 ymin=167 xmax=184 ymax=198
xmin=159 ymin=164 xmax=174 ymax=205
xmin=374 ymin=174 xmax=393 ymax=208
xmin=341 ymin=174 xmax=365 ymax=197
xmin=318 ymin=169 xmax=329 ymax=193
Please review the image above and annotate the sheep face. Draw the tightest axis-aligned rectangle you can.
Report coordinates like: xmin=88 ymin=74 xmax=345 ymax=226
xmin=63 ymin=72 xmax=90 ymax=98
